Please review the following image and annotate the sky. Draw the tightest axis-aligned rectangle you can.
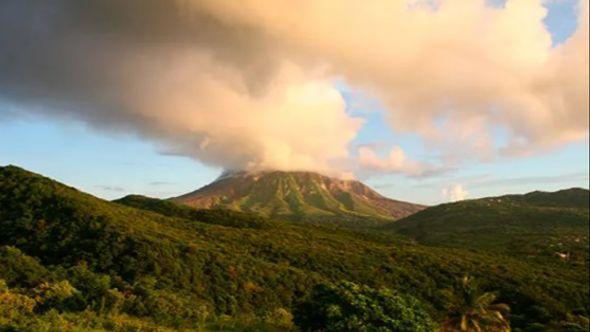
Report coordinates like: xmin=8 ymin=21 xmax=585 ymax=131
xmin=0 ymin=0 xmax=588 ymax=205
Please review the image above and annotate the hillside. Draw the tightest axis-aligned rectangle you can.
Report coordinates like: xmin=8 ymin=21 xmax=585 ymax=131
xmin=115 ymin=194 xmax=275 ymax=229
xmin=503 ymin=188 xmax=589 ymax=209
xmin=386 ymin=188 xmax=590 ymax=261
xmin=171 ymin=170 xmax=424 ymax=222
xmin=0 ymin=165 xmax=588 ymax=331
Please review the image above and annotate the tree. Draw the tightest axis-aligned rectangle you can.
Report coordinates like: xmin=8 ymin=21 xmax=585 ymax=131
xmin=0 ymin=279 xmax=36 ymax=322
xmin=293 ymin=280 xmax=436 ymax=332
xmin=32 ymin=280 xmax=78 ymax=312
xmin=441 ymin=276 xmax=510 ymax=332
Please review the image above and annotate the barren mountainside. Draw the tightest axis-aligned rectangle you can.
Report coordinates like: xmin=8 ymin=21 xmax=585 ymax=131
xmin=171 ymin=170 xmax=425 ymax=221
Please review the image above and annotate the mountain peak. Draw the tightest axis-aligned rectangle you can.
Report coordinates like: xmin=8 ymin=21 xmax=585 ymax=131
xmin=171 ymin=170 xmax=425 ymax=221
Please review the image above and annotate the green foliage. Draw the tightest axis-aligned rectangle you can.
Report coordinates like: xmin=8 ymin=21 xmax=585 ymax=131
xmin=125 ymin=275 xmax=210 ymax=324
xmin=294 ymin=280 xmax=436 ymax=331
xmin=32 ymin=280 xmax=78 ymax=311
xmin=61 ymin=262 xmax=112 ymax=309
xmin=441 ymin=276 xmax=510 ymax=331
xmin=0 ymin=165 xmax=588 ymax=331
xmin=0 ymin=279 xmax=36 ymax=323
xmin=387 ymin=189 xmax=590 ymax=262
xmin=512 ymin=188 xmax=589 ymax=209
xmin=115 ymin=194 xmax=275 ymax=229
xmin=264 ymin=307 xmax=294 ymax=329
xmin=0 ymin=245 xmax=50 ymax=287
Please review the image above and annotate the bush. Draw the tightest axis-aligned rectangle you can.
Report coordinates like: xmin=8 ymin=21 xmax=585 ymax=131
xmin=264 ymin=307 xmax=294 ymax=328
xmin=0 ymin=279 xmax=37 ymax=321
xmin=294 ymin=281 xmax=436 ymax=332
xmin=0 ymin=246 xmax=49 ymax=287
xmin=32 ymin=280 xmax=77 ymax=312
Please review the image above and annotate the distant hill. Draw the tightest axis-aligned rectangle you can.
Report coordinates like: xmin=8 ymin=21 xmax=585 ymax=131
xmin=171 ymin=170 xmax=425 ymax=222
xmin=0 ymin=165 xmax=588 ymax=330
xmin=502 ymin=188 xmax=589 ymax=209
xmin=386 ymin=188 xmax=590 ymax=261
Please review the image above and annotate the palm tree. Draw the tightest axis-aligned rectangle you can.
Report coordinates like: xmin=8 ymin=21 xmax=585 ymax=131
xmin=441 ymin=276 xmax=511 ymax=332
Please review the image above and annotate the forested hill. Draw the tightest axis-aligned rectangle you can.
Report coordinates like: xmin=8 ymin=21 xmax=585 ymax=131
xmin=509 ymin=188 xmax=589 ymax=209
xmin=386 ymin=188 xmax=590 ymax=261
xmin=115 ymin=194 xmax=276 ymax=229
xmin=0 ymin=165 xmax=588 ymax=331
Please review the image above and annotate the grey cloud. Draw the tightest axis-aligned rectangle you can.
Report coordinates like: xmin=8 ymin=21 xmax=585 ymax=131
xmin=412 ymin=171 xmax=589 ymax=190
xmin=0 ymin=0 xmax=360 ymax=173
xmin=148 ymin=181 xmax=175 ymax=186
xmin=469 ymin=172 xmax=589 ymax=189
xmin=94 ymin=185 xmax=125 ymax=192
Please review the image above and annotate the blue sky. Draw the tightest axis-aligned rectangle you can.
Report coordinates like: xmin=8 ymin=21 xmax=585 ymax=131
xmin=0 ymin=0 xmax=588 ymax=205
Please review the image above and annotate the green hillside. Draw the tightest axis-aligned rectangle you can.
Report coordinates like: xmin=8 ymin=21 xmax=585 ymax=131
xmin=171 ymin=170 xmax=425 ymax=222
xmin=386 ymin=189 xmax=590 ymax=262
xmin=115 ymin=194 xmax=275 ymax=229
xmin=0 ymin=165 xmax=588 ymax=331
xmin=509 ymin=188 xmax=589 ymax=209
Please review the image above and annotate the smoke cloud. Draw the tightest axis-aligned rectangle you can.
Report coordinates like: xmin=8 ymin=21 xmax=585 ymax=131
xmin=0 ymin=0 xmax=587 ymax=174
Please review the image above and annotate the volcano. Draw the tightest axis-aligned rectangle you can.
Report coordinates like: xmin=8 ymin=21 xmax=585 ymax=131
xmin=171 ymin=170 xmax=425 ymax=221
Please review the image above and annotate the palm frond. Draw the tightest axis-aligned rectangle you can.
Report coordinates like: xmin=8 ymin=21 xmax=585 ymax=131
xmin=475 ymin=292 xmax=497 ymax=307
xmin=489 ymin=303 xmax=510 ymax=313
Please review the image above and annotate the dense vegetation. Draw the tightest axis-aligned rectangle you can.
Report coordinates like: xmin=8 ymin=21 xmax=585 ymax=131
xmin=386 ymin=189 xmax=590 ymax=263
xmin=293 ymin=281 xmax=436 ymax=331
xmin=0 ymin=165 xmax=588 ymax=331
xmin=115 ymin=195 xmax=275 ymax=229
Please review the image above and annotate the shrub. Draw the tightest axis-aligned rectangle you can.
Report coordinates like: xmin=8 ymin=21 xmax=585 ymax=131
xmin=294 ymin=280 xmax=436 ymax=332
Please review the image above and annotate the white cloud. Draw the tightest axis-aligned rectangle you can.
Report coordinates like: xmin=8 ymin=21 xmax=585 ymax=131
xmin=0 ymin=0 xmax=587 ymax=175
xmin=442 ymin=184 xmax=470 ymax=202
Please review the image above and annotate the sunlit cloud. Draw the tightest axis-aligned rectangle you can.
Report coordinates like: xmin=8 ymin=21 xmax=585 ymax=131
xmin=356 ymin=146 xmax=448 ymax=177
xmin=0 ymin=0 xmax=587 ymax=177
